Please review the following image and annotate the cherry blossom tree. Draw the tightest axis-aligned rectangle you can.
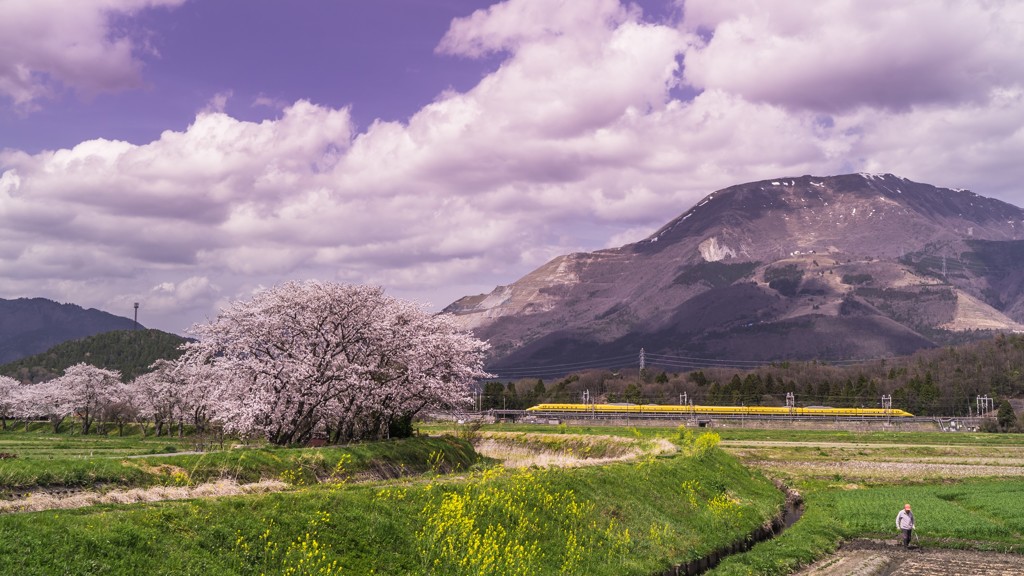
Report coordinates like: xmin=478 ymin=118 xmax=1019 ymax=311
xmin=176 ymin=357 xmax=219 ymax=436
xmin=0 ymin=375 xmax=20 ymax=430
xmin=16 ymin=380 xmax=71 ymax=433
xmin=182 ymin=281 xmax=490 ymax=445
xmin=50 ymin=363 xmax=123 ymax=435
xmin=129 ymin=360 xmax=184 ymax=437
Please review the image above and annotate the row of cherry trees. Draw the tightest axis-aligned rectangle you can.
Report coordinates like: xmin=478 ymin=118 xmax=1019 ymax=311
xmin=0 ymin=364 xmax=142 ymax=435
xmin=0 ymin=357 xmax=234 ymax=437
xmin=0 ymin=282 xmax=491 ymax=444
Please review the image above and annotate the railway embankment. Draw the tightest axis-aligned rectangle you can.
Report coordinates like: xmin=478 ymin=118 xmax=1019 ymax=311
xmin=524 ymin=415 xmax=942 ymax=432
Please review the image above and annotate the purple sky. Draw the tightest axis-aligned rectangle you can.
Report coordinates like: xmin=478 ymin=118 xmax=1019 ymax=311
xmin=2 ymin=0 xmax=1024 ymax=334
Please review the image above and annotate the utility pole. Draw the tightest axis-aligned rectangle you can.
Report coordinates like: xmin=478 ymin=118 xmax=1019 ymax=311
xmin=133 ymin=302 xmax=139 ymax=331
xmin=638 ymin=348 xmax=646 ymax=385
xmin=882 ymin=394 xmax=892 ymax=424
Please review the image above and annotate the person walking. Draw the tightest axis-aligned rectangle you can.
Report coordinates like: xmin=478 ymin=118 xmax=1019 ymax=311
xmin=896 ymin=503 xmax=915 ymax=548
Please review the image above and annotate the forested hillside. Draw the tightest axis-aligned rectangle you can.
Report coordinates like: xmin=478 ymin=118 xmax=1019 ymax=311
xmin=0 ymin=329 xmax=188 ymax=383
xmin=0 ymin=297 xmax=140 ymax=364
xmin=487 ymin=333 xmax=1024 ymax=417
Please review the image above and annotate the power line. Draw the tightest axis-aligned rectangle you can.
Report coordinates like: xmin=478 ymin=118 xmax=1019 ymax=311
xmin=487 ymin=349 xmax=900 ymax=381
xmin=485 ymin=353 xmax=637 ymax=380
xmin=644 ymin=352 xmax=880 ymax=370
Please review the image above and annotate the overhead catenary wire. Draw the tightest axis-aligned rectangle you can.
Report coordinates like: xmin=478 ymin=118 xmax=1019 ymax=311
xmin=486 ymin=349 xmax=891 ymax=381
xmin=484 ymin=353 xmax=637 ymax=380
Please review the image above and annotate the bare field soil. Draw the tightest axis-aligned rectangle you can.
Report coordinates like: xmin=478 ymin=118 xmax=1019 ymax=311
xmin=794 ymin=540 xmax=1024 ymax=576
xmin=721 ymin=439 xmax=1024 ymax=482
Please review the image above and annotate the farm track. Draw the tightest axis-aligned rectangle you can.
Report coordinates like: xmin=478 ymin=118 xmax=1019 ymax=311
xmin=0 ymin=479 xmax=288 ymax=515
xmin=793 ymin=540 xmax=1024 ymax=576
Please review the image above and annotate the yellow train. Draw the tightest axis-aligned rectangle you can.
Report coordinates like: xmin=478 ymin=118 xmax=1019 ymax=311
xmin=526 ymin=403 xmax=914 ymax=418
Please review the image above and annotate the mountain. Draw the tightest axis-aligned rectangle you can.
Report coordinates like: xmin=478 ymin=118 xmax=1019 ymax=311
xmin=0 ymin=297 xmax=142 ymax=364
xmin=445 ymin=174 xmax=1024 ymax=371
xmin=0 ymin=329 xmax=188 ymax=383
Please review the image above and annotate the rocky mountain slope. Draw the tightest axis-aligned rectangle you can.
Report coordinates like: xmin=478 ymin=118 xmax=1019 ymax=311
xmin=0 ymin=297 xmax=141 ymax=364
xmin=445 ymin=174 xmax=1024 ymax=371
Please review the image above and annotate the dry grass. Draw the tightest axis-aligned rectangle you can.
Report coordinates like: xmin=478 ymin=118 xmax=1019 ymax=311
xmin=0 ymin=479 xmax=288 ymax=515
xmin=748 ymin=459 xmax=1024 ymax=482
xmin=473 ymin=432 xmax=676 ymax=468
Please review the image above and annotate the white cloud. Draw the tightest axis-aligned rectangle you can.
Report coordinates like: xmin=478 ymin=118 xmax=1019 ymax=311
xmin=437 ymin=0 xmax=637 ymax=58
xmin=680 ymin=0 xmax=1024 ymax=112
xmin=0 ymin=0 xmax=186 ymax=108
xmin=2 ymin=0 xmax=1024 ymax=333
xmin=203 ymin=91 xmax=233 ymax=114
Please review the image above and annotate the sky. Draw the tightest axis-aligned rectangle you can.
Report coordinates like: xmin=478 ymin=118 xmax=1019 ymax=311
xmin=1 ymin=0 xmax=1024 ymax=335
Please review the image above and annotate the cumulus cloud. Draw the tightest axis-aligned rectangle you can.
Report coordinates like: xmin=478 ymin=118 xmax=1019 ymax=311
xmin=2 ymin=0 xmax=1024 ymax=332
xmin=680 ymin=0 xmax=1024 ymax=112
xmin=0 ymin=0 xmax=185 ymax=109
xmin=437 ymin=0 xmax=638 ymax=58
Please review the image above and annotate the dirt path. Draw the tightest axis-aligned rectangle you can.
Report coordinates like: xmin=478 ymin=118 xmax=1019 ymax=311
xmin=0 ymin=479 xmax=288 ymax=515
xmin=793 ymin=540 xmax=1024 ymax=575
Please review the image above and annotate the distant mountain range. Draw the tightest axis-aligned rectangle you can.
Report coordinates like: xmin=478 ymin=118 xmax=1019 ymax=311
xmin=0 ymin=297 xmax=142 ymax=365
xmin=445 ymin=174 xmax=1024 ymax=372
xmin=0 ymin=328 xmax=188 ymax=384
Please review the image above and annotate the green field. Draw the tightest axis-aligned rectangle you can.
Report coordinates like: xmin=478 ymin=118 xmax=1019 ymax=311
xmin=0 ymin=428 xmax=479 ymax=493
xmin=0 ymin=428 xmax=785 ymax=575
xmin=3 ymin=423 xmax=1024 ymax=575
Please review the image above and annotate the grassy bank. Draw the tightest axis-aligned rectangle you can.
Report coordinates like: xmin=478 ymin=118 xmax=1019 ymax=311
xmin=0 ymin=434 xmax=479 ymax=492
xmin=0 ymin=437 xmax=784 ymax=575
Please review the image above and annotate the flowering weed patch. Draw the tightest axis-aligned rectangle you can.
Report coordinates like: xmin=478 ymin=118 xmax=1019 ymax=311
xmin=414 ymin=465 xmax=609 ymax=575
xmin=234 ymin=511 xmax=341 ymax=576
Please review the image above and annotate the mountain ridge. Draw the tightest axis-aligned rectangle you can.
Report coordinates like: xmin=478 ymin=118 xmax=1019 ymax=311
xmin=446 ymin=173 xmax=1024 ymax=370
xmin=0 ymin=297 xmax=143 ymax=364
